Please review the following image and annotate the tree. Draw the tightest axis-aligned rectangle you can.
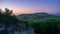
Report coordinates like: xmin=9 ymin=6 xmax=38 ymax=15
xmin=9 ymin=10 xmax=13 ymax=15
xmin=5 ymin=8 xmax=9 ymax=14
xmin=5 ymin=8 xmax=13 ymax=15
xmin=0 ymin=9 xmax=2 ymax=14
xmin=0 ymin=8 xmax=19 ymax=34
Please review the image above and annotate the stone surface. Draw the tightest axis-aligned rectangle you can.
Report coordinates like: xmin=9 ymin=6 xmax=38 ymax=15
xmin=13 ymin=28 xmax=34 ymax=34
xmin=0 ymin=24 xmax=5 ymax=31
xmin=0 ymin=24 xmax=35 ymax=34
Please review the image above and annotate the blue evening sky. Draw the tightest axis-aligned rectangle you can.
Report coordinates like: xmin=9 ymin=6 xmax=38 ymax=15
xmin=0 ymin=0 xmax=60 ymax=15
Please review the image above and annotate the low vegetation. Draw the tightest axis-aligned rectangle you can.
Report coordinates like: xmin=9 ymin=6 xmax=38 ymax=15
xmin=21 ymin=18 xmax=60 ymax=34
xmin=0 ymin=8 xmax=60 ymax=34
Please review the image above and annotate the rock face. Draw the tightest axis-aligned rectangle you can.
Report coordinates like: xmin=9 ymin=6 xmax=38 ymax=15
xmin=13 ymin=27 xmax=34 ymax=34
xmin=0 ymin=24 xmax=5 ymax=31
xmin=0 ymin=24 xmax=34 ymax=34
xmin=0 ymin=23 xmax=9 ymax=34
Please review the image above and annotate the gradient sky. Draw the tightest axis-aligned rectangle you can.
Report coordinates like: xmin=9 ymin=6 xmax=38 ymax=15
xmin=0 ymin=0 xmax=60 ymax=15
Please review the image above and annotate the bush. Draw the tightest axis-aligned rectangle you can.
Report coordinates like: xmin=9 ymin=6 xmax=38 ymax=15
xmin=0 ymin=8 xmax=19 ymax=34
xmin=22 ymin=18 xmax=60 ymax=34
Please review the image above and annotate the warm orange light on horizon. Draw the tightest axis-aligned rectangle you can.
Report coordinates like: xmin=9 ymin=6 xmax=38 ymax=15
xmin=12 ymin=8 xmax=59 ymax=15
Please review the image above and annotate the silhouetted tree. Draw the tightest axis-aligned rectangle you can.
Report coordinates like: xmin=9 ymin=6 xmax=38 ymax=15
xmin=0 ymin=8 xmax=19 ymax=34
xmin=0 ymin=9 xmax=2 ymax=14
xmin=5 ymin=8 xmax=9 ymax=14
xmin=9 ymin=10 xmax=13 ymax=15
xmin=5 ymin=8 xmax=13 ymax=15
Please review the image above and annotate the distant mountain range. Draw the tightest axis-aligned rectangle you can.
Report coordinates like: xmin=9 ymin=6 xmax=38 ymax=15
xmin=17 ymin=12 xmax=59 ymax=19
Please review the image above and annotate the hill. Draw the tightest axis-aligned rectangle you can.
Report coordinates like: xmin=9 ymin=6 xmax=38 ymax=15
xmin=18 ymin=12 xmax=57 ymax=19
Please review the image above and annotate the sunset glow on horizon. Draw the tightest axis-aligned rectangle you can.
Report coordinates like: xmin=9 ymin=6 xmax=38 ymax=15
xmin=0 ymin=0 xmax=60 ymax=15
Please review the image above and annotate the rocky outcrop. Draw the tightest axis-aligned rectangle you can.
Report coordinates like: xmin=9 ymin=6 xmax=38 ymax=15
xmin=12 ymin=27 xmax=34 ymax=34
xmin=0 ymin=24 xmax=6 ymax=31
xmin=0 ymin=24 xmax=34 ymax=34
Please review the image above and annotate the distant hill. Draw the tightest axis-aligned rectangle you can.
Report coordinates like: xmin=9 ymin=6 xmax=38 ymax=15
xmin=18 ymin=12 xmax=57 ymax=19
xmin=54 ymin=14 xmax=60 ymax=16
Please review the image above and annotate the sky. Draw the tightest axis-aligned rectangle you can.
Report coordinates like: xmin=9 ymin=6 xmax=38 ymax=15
xmin=0 ymin=0 xmax=60 ymax=15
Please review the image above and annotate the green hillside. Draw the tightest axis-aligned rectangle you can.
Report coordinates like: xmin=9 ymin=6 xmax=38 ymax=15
xmin=0 ymin=8 xmax=60 ymax=34
xmin=18 ymin=12 xmax=57 ymax=19
xmin=21 ymin=18 xmax=60 ymax=34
